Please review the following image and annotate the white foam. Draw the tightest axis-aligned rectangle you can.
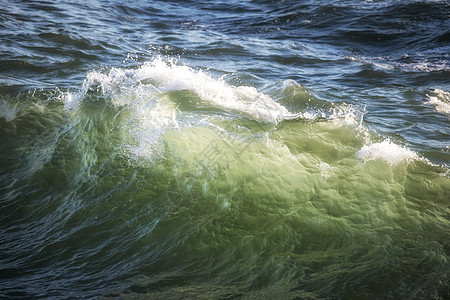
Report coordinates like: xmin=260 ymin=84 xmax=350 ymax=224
xmin=131 ymin=58 xmax=295 ymax=123
xmin=64 ymin=57 xmax=299 ymax=124
xmin=427 ymin=89 xmax=450 ymax=115
xmin=357 ymin=140 xmax=419 ymax=166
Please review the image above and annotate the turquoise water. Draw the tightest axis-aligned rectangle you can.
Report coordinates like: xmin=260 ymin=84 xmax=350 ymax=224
xmin=1 ymin=1 xmax=449 ymax=298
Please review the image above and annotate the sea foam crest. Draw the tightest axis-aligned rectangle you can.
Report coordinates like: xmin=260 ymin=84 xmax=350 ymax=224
xmin=356 ymin=140 xmax=419 ymax=166
xmin=64 ymin=57 xmax=298 ymax=123
xmin=427 ymin=89 xmax=450 ymax=115
xmin=131 ymin=58 xmax=295 ymax=123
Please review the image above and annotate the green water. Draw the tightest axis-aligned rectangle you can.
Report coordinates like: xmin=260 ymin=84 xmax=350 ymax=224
xmin=1 ymin=66 xmax=448 ymax=298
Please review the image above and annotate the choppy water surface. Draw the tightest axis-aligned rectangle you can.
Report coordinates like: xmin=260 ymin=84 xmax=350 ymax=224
xmin=1 ymin=0 xmax=449 ymax=299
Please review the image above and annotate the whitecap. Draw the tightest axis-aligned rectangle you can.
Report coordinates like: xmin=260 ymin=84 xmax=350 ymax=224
xmin=356 ymin=140 xmax=419 ymax=166
xmin=131 ymin=57 xmax=296 ymax=123
xmin=427 ymin=89 xmax=450 ymax=115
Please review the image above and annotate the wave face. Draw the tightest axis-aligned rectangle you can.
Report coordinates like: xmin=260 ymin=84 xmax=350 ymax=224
xmin=1 ymin=0 xmax=449 ymax=299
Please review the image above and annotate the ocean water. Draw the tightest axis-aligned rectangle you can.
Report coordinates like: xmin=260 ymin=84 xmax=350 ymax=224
xmin=0 ymin=0 xmax=449 ymax=298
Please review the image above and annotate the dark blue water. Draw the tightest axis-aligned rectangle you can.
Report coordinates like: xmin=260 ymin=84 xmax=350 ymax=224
xmin=1 ymin=1 xmax=449 ymax=299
